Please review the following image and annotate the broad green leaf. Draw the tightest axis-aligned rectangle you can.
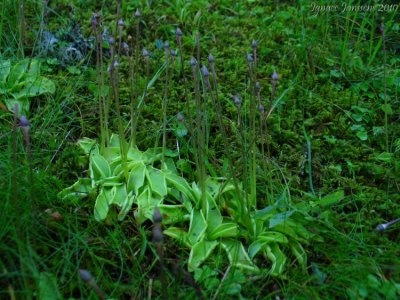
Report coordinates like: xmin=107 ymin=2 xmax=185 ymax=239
xmin=38 ymin=272 xmax=62 ymax=300
xmin=220 ymin=240 xmax=258 ymax=272
xmin=14 ymin=76 xmax=55 ymax=98
xmin=8 ymin=59 xmax=29 ymax=86
xmin=163 ymin=227 xmax=189 ymax=247
xmin=118 ymin=191 xmax=136 ymax=221
xmin=127 ymin=162 xmax=146 ymax=194
xmin=94 ymin=187 xmax=115 ymax=221
xmin=98 ymin=176 xmax=122 ymax=186
xmin=113 ymin=185 xmax=127 ymax=207
xmin=90 ymin=152 xmax=111 ymax=179
xmin=158 ymin=204 xmax=187 ymax=224
xmin=191 ymin=182 xmax=201 ymax=207
xmin=136 ymin=187 xmax=161 ymax=223
xmin=315 ymin=190 xmax=344 ymax=207
xmin=290 ymin=240 xmax=307 ymax=271
xmin=269 ymin=211 xmax=294 ymax=228
xmin=25 ymin=59 xmax=41 ymax=80
xmin=206 ymin=209 xmax=223 ymax=233
xmin=58 ymin=178 xmax=93 ymax=202
xmin=0 ymin=60 xmax=11 ymax=82
xmin=165 ymin=171 xmax=193 ymax=201
xmin=77 ymin=138 xmax=96 ymax=155
xmin=273 ymin=223 xmax=298 ymax=240
xmin=188 ymin=210 xmax=207 ymax=246
xmin=4 ymin=98 xmax=29 ymax=114
xmin=208 ymin=223 xmax=238 ymax=240
xmin=266 ymin=243 xmax=287 ymax=276
xmin=146 ymin=166 xmax=167 ymax=197
xmin=248 ymin=240 xmax=267 ymax=259
xmin=255 ymin=205 xmax=277 ymax=220
xmin=188 ymin=240 xmax=218 ymax=272
xmin=127 ymin=147 xmax=145 ymax=162
xmin=258 ymin=231 xmax=289 ymax=244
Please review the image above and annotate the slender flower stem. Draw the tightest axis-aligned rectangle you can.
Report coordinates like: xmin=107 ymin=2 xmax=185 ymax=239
xmin=161 ymin=41 xmax=170 ymax=168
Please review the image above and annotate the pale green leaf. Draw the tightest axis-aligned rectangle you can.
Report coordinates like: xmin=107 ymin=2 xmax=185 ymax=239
xmin=113 ymin=185 xmax=127 ymax=207
xmin=248 ymin=240 xmax=267 ymax=259
xmin=208 ymin=223 xmax=238 ymax=240
xmin=90 ymin=152 xmax=111 ymax=180
xmin=290 ymin=240 xmax=307 ymax=271
xmin=146 ymin=166 xmax=167 ymax=197
xmin=0 ymin=60 xmax=11 ymax=82
xmin=165 ymin=171 xmax=193 ymax=201
xmin=206 ymin=209 xmax=223 ymax=233
xmin=94 ymin=187 xmax=115 ymax=221
xmin=77 ymin=138 xmax=96 ymax=155
xmin=188 ymin=210 xmax=207 ymax=246
xmin=14 ymin=76 xmax=55 ymax=98
xmin=188 ymin=240 xmax=218 ymax=272
xmin=266 ymin=243 xmax=287 ymax=276
xmin=315 ymin=190 xmax=344 ymax=207
xmin=163 ymin=227 xmax=189 ymax=247
xmin=25 ymin=59 xmax=41 ymax=80
xmin=258 ymin=231 xmax=289 ymax=244
xmin=127 ymin=162 xmax=146 ymax=194
xmin=136 ymin=187 xmax=161 ymax=223
xmin=220 ymin=240 xmax=259 ymax=272
xmin=8 ymin=59 xmax=29 ymax=86
xmin=118 ymin=192 xmax=136 ymax=221
xmin=58 ymin=178 xmax=93 ymax=202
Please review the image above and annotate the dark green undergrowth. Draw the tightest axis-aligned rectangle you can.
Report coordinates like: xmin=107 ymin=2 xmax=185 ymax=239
xmin=1 ymin=0 xmax=399 ymax=299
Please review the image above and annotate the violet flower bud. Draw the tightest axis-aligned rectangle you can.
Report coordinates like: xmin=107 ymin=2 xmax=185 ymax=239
xmin=20 ymin=116 xmax=30 ymax=127
xmin=251 ymin=39 xmax=257 ymax=49
xmin=190 ymin=57 xmax=197 ymax=67
xmin=142 ymin=48 xmax=149 ymax=57
xmin=208 ymin=53 xmax=215 ymax=64
xmin=79 ymin=269 xmax=93 ymax=283
xmin=246 ymin=53 xmax=253 ymax=63
xmin=176 ymin=27 xmax=182 ymax=37
xmin=118 ymin=19 xmax=124 ymax=27
xmin=272 ymin=71 xmax=278 ymax=81
xmin=135 ymin=9 xmax=141 ymax=18
xmin=164 ymin=41 xmax=170 ymax=50
xmin=233 ymin=95 xmax=241 ymax=107
xmin=201 ymin=65 xmax=209 ymax=78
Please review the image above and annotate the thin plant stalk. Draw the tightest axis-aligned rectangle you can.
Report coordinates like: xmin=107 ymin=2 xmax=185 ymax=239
xmin=92 ymin=13 xmax=107 ymax=152
xmin=191 ymin=58 xmax=206 ymax=215
xmin=247 ymin=53 xmax=257 ymax=209
xmin=12 ymin=104 xmax=18 ymax=204
xmin=381 ymin=22 xmax=389 ymax=152
xmin=130 ymin=10 xmax=141 ymax=146
xmin=20 ymin=115 xmax=34 ymax=209
xmin=131 ymin=48 xmax=150 ymax=146
xmin=18 ymin=0 xmax=25 ymax=57
xmin=161 ymin=41 xmax=170 ymax=168
xmin=207 ymin=57 xmax=254 ymax=235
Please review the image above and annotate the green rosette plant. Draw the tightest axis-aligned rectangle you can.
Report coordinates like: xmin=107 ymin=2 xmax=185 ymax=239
xmin=0 ymin=59 xmax=55 ymax=114
xmin=59 ymin=136 xmax=322 ymax=277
